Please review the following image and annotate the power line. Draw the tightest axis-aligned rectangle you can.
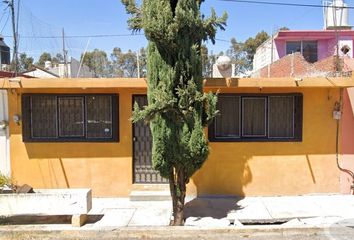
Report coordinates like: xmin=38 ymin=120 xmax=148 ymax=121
xmin=0 ymin=11 xmax=10 ymax=33
xmin=2 ymin=33 xmax=145 ymax=39
xmin=0 ymin=8 xmax=7 ymax=24
xmin=220 ymin=0 xmax=354 ymax=9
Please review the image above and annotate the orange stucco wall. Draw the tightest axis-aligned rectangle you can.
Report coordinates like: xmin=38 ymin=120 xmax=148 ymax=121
xmin=8 ymin=88 xmax=145 ymax=197
xmin=341 ymin=89 xmax=354 ymax=194
xmin=8 ymin=87 xmax=342 ymax=197
xmin=190 ymin=88 xmax=341 ymax=196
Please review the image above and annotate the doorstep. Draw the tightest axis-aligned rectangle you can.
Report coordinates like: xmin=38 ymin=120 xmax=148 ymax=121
xmin=130 ymin=184 xmax=171 ymax=201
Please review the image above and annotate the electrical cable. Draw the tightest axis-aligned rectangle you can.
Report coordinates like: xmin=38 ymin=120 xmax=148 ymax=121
xmin=0 ymin=11 xmax=10 ymax=33
xmin=2 ymin=33 xmax=145 ymax=39
xmin=220 ymin=0 xmax=354 ymax=9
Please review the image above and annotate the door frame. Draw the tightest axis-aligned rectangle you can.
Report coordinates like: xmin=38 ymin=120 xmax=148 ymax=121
xmin=132 ymin=94 xmax=144 ymax=184
xmin=131 ymin=94 xmax=168 ymax=184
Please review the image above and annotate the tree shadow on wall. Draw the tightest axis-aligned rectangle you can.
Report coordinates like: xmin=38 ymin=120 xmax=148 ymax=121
xmin=185 ymin=155 xmax=252 ymax=220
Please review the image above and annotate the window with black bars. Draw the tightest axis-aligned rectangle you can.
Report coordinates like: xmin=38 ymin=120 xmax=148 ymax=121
xmin=22 ymin=94 xmax=118 ymax=142
xmin=209 ymin=94 xmax=302 ymax=142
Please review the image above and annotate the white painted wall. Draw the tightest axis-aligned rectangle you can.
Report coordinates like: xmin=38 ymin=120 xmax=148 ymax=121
xmin=253 ymin=37 xmax=279 ymax=72
xmin=22 ymin=68 xmax=58 ymax=78
xmin=0 ymin=90 xmax=10 ymax=176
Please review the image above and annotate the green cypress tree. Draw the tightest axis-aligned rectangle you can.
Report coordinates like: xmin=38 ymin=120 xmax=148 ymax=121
xmin=122 ymin=0 xmax=227 ymax=226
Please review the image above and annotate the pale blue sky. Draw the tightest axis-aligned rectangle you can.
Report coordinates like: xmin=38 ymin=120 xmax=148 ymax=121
xmin=1 ymin=0 xmax=353 ymax=60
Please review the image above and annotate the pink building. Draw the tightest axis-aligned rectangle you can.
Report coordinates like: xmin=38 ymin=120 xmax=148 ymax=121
xmin=253 ymin=30 xmax=354 ymax=76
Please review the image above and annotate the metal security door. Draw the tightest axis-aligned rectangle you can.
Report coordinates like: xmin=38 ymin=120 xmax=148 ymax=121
xmin=132 ymin=95 xmax=168 ymax=183
xmin=0 ymin=90 xmax=10 ymax=176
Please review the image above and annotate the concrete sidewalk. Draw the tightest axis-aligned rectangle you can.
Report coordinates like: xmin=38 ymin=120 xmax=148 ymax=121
xmin=1 ymin=195 xmax=354 ymax=239
xmin=1 ymin=194 xmax=354 ymax=229
xmin=184 ymin=194 xmax=354 ymax=227
xmin=86 ymin=194 xmax=354 ymax=228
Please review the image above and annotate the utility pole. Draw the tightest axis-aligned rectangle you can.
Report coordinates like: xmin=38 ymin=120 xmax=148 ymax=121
xmin=62 ymin=28 xmax=68 ymax=78
xmin=9 ymin=0 xmax=18 ymax=76
xmin=332 ymin=0 xmax=341 ymax=73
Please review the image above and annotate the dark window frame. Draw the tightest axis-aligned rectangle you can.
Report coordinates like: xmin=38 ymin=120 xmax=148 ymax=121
xmin=214 ymin=95 xmax=241 ymax=139
xmin=22 ymin=93 xmax=119 ymax=142
xmin=241 ymin=96 xmax=267 ymax=138
xmin=208 ymin=93 xmax=303 ymax=142
xmin=286 ymin=40 xmax=318 ymax=63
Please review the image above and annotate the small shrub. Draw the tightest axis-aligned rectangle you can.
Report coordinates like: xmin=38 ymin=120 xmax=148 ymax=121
xmin=0 ymin=174 xmax=16 ymax=191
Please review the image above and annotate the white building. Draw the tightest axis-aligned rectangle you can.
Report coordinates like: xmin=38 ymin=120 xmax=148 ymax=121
xmin=22 ymin=66 xmax=60 ymax=78
xmin=23 ymin=57 xmax=94 ymax=78
xmin=252 ymin=37 xmax=279 ymax=73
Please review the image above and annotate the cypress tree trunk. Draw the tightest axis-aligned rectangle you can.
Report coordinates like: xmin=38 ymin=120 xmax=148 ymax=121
xmin=123 ymin=0 xmax=227 ymax=226
xmin=169 ymin=168 xmax=186 ymax=226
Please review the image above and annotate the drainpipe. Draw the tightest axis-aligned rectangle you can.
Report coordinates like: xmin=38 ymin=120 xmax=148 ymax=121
xmin=335 ymin=88 xmax=354 ymax=195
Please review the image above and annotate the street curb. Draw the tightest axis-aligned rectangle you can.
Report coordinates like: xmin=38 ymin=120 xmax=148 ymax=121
xmin=0 ymin=225 xmax=343 ymax=240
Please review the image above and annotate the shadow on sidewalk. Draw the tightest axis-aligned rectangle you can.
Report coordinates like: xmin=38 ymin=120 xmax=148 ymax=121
xmin=184 ymin=197 xmax=244 ymax=219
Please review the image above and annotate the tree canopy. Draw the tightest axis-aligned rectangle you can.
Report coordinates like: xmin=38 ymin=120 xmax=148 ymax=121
xmin=111 ymin=47 xmax=147 ymax=77
xmin=18 ymin=53 xmax=34 ymax=72
xmin=243 ymin=31 xmax=270 ymax=68
xmin=36 ymin=52 xmax=52 ymax=68
xmin=81 ymin=49 xmax=109 ymax=77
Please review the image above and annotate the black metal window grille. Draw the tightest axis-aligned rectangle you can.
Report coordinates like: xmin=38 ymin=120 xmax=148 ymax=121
xmin=30 ymin=95 xmax=58 ymax=139
xmin=58 ymin=97 xmax=85 ymax=137
xmin=86 ymin=95 xmax=113 ymax=139
xmin=22 ymin=94 xmax=118 ymax=142
xmin=209 ymin=93 xmax=303 ymax=142
xmin=242 ymin=97 xmax=267 ymax=137
xmin=214 ymin=95 xmax=240 ymax=138
xmin=268 ymin=96 xmax=295 ymax=138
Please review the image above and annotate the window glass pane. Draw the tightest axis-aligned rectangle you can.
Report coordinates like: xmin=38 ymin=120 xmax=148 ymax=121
xmin=286 ymin=41 xmax=301 ymax=55
xmin=215 ymin=96 xmax=240 ymax=138
xmin=86 ymin=95 xmax=112 ymax=138
xmin=242 ymin=98 xmax=266 ymax=137
xmin=58 ymin=97 xmax=84 ymax=137
xmin=30 ymin=95 xmax=57 ymax=138
xmin=302 ymin=41 xmax=317 ymax=63
xmin=268 ymin=96 xmax=294 ymax=138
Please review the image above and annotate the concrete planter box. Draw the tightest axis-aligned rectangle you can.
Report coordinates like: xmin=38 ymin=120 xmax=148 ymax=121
xmin=0 ymin=188 xmax=92 ymax=216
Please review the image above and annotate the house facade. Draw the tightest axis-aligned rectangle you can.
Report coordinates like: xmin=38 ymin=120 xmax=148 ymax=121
xmin=1 ymin=77 xmax=353 ymax=197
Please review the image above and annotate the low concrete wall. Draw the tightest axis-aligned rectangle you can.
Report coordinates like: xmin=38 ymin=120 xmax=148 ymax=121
xmin=0 ymin=188 xmax=92 ymax=215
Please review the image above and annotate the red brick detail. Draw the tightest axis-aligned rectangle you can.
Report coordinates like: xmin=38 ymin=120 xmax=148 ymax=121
xmin=255 ymin=53 xmax=345 ymax=78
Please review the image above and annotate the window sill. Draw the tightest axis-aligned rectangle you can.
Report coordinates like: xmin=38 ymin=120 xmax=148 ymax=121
xmin=22 ymin=138 xmax=119 ymax=143
xmin=209 ymin=137 xmax=302 ymax=143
